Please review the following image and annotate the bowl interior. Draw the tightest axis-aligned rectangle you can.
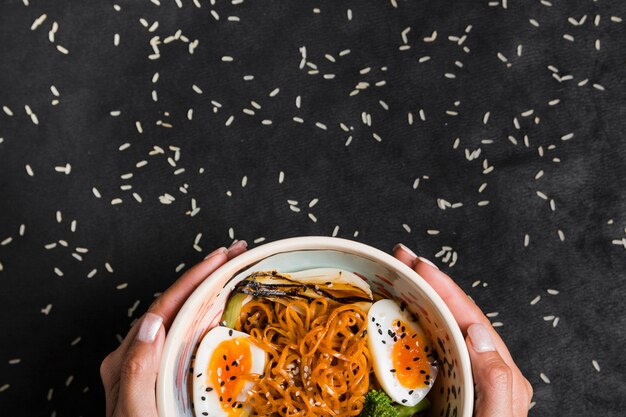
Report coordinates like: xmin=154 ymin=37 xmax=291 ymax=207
xmin=158 ymin=242 xmax=471 ymax=417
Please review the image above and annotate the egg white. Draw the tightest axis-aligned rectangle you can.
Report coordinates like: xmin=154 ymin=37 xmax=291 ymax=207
xmin=367 ymin=299 xmax=438 ymax=406
xmin=192 ymin=326 xmax=265 ymax=417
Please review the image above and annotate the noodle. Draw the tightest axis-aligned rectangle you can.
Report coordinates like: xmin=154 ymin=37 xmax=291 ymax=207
xmin=237 ymin=298 xmax=372 ymax=417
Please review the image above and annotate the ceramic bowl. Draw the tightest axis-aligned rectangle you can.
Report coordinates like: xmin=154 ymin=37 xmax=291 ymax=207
xmin=157 ymin=236 xmax=473 ymax=417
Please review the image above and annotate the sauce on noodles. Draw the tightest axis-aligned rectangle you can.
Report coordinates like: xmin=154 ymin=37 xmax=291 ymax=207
xmin=236 ymin=298 xmax=371 ymax=416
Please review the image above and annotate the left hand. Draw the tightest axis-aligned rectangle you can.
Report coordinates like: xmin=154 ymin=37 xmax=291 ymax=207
xmin=100 ymin=241 xmax=248 ymax=417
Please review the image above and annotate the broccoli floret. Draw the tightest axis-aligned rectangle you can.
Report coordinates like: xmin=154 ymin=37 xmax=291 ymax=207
xmin=359 ymin=390 xmax=431 ymax=417
xmin=359 ymin=389 xmax=397 ymax=417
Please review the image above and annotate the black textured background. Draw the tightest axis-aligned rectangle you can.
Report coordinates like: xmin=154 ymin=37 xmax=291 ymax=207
xmin=1 ymin=1 xmax=626 ymax=416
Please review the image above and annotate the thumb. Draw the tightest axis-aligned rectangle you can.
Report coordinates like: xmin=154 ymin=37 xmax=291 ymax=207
xmin=466 ymin=323 xmax=513 ymax=417
xmin=117 ymin=313 xmax=165 ymax=417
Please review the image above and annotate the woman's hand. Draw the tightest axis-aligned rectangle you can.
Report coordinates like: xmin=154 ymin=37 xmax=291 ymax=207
xmin=100 ymin=241 xmax=248 ymax=417
xmin=393 ymin=243 xmax=533 ymax=417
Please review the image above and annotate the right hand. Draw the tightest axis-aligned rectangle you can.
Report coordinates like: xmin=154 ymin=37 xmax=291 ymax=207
xmin=393 ymin=243 xmax=533 ymax=417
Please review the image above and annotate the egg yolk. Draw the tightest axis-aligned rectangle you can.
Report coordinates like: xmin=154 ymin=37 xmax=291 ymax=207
xmin=391 ymin=320 xmax=433 ymax=389
xmin=208 ymin=337 xmax=253 ymax=416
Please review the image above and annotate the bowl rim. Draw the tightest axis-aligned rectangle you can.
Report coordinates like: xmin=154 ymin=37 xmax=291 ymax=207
xmin=157 ymin=236 xmax=473 ymax=417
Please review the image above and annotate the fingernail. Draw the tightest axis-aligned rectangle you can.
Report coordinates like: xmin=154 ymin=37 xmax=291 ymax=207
xmin=204 ymin=247 xmax=227 ymax=260
xmin=394 ymin=243 xmax=417 ymax=260
xmin=227 ymin=240 xmax=247 ymax=254
xmin=414 ymin=256 xmax=440 ymax=270
xmin=468 ymin=323 xmax=496 ymax=352
xmin=136 ymin=313 xmax=163 ymax=343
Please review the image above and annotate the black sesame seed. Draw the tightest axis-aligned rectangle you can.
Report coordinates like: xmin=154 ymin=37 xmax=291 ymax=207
xmin=223 ymin=354 xmax=227 ymax=360
xmin=202 ymin=413 xmax=208 ymax=416
xmin=237 ymin=404 xmax=243 ymax=408
xmin=408 ymin=390 xmax=414 ymax=395
xmin=196 ymin=373 xmax=203 ymax=378
xmin=230 ymin=376 xmax=237 ymax=380
xmin=220 ymin=381 xmax=225 ymax=387
xmin=226 ymin=365 xmax=230 ymax=371
xmin=390 ymin=369 xmax=396 ymax=373
xmin=371 ymin=317 xmax=375 ymax=322
xmin=420 ymin=370 xmax=426 ymax=374
xmin=227 ymin=397 xmax=232 ymax=403
xmin=402 ymin=399 xmax=407 ymax=403
xmin=232 ymin=360 xmax=238 ymax=366
xmin=406 ymin=367 xmax=411 ymax=370
xmin=205 ymin=387 xmax=213 ymax=392
xmin=229 ymin=329 xmax=233 ymax=336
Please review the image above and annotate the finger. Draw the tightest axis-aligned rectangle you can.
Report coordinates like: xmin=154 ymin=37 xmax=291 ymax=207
xmin=100 ymin=320 xmax=142 ymax=413
xmin=393 ymin=244 xmax=531 ymax=415
xmin=414 ymin=256 xmax=531 ymax=416
xmin=413 ymin=260 xmax=491 ymax=331
xmin=148 ymin=247 xmax=229 ymax=329
xmin=226 ymin=240 xmax=248 ymax=259
xmin=102 ymin=245 xmax=246 ymax=415
xmin=392 ymin=243 xmax=418 ymax=267
xmin=115 ymin=244 xmax=239 ymax=357
xmin=393 ymin=244 xmax=488 ymax=330
xmin=393 ymin=244 xmax=519 ymax=361
xmin=147 ymin=241 xmax=248 ymax=329
xmin=100 ymin=352 xmax=121 ymax=417
xmin=516 ymin=378 xmax=533 ymax=417
xmin=467 ymin=323 xmax=513 ymax=417
xmin=117 ymin=313 xmax=165 ymax=417
xmin=101 ymin=327 xmax=138 ymax=375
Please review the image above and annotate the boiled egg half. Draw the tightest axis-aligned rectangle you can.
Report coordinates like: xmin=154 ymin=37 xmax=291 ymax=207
xmin=192 ymin=326 xmax=265 ymax=417
xmin=367 ymin=299 xmax=438 ymax=406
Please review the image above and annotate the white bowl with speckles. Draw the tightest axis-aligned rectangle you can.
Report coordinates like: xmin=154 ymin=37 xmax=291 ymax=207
xmin=157 ymin=236 xmax=473 ymax=417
